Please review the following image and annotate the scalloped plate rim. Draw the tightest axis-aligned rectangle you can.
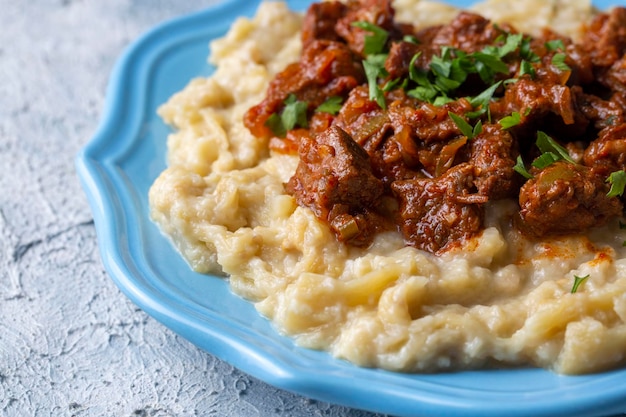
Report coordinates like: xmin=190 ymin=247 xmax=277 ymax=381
xmin=75 ymin=1 xmax=626 ymax=416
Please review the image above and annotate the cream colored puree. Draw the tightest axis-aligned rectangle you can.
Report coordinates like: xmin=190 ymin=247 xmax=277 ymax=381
xmin=149 ymin=0 xmax=626 ymax=373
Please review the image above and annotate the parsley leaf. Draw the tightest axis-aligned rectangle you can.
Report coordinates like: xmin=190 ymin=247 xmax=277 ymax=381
xmin=473 ymin=119 xmax=483 ymax=137
xmin=469 ymin=81 xmax=502 ymax=108
xmin=571 ymin=274 xmax=589 ymax=294
xmin=519 ymin=60 xmax=536 ymax=78
xmin=402 ymin=32 xmax=535 ymax=107
xmin=265 ymin=113 xmax=286 ymax=137
xmin=433 ymin=96 xmax=454 ymax=106
xmin=531 ymin=152 xmax=560 ymax=169
xmin=449 ymin=112 xmax=481 ymax=139
xmin=434 ymin=75 xmax=462 ymax=93
xmin=431 ymin=54 xmax=452 ymax=78
xmin=449 ymin=112 xmax=473 ymax=138
xmin=265 ymin=94 xmax=308 ymax=137
xmin=606 ymin=170 xmax=626 ymax=198
xmin=520 ymin=37 xmax=540 ymax=62
xmin=466 ymin=81 xmax=502 ymax=119
xmin=527 ymin=130 xmax=576 ymax=169
xmin=407 ymin=85 xmax=438 ymax=102
xmin=316 ymin=96 xmax=343 ymax=115
xmin=473 ymin=52 xmax=509 ymax=83
xmin=513 ymin=155 xmax=533 ymax=179
xmin=499 ymin=111 xmax=521 ymax=129
xmin=430 ymin=49 xmax=468 ymax=95
xmin=363 ymin=55 xmax=388 ymax=109
xmin=450 ymin=55 xmax=472 ymax=83
xmin=498 ymin=33 xmax=523 ymax=57
xmin=347 ymin=21 xmax=390 ymax=108
xmin=408 ymin=52 xmax=424 ymax=82
xmin=352 ymin=21 xmax=389 ymax=55
xmin=407 ymin=52 xmax=440 ymax=101
xmin=382 ymin=78 xmax=404 ymax=92
xmin=282 ymin=94 xmax=308 ymax=130
xmin=545 ymin=39 xmax=566 ymax=52
xmin=403 ymin=35 xmax=420 ymax=44
xmin=552 ymin=53 xmax=571 ymax=71
xmin=536 ymin=131 xmax=574 ymax=163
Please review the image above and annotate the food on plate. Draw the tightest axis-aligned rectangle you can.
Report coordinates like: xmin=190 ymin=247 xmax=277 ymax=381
xmin=149 ymin=0 xmax=626 ymax=374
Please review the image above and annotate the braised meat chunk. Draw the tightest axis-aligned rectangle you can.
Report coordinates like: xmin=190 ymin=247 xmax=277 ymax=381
xmin=244 ymin=39 xmax=364 ymax=139
xmin=392 ymin=164 xmax=487 ymax=253
xmin=470 ymin=124 xmax=519 ymax=199
xmin=581 ymin=7 xmax=626 ymax=68
xmin=519 ymin=162 xmax=623 ymax=237
xmin=335 ymin=0 xmax=405 ymax=57
xmin=301 ymin=1 xmax=349 ymax=47
xmin=431 ymin=11 xmax=514 ymax=53
xmin=246 ymin=0 xmax=626 ymax=254
xmin=583 ymin=124 xmax=626 ymax=176
xmin=286 ymin=126 xmax=386 ymax=246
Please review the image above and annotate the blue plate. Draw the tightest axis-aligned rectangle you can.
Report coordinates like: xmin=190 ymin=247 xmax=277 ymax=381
xmin=76 ymin=1 xmax=626 ymax=416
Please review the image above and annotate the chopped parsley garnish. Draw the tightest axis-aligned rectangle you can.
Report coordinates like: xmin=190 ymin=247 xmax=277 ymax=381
xmin=430 ymin=49 xmax=455 ymax=79
xmin=472 ymin=51 xmax=510 ymax=83
xmin=519 ymin=60 xmax=536 ymax=78
xmin=545 ymin=39 xmax=566 ymax=52
xmin=349 ymin=27 xmax=545 ymax=113
xmin=466 ymin=81 xmax=502 ymax=119
xmin=497 ymin=33 xmax=524 ymax=57
xmin=531 ymin=151 xmax=561 ymax=170
xmin=351 ymin=22 xmax=391 ymax=108
xmin=408 ymin=52 xmax=423 ymax=82
xmin=407 ymin=52 xmax=440 ymax=101
xmin=519 ymin=37 xmax=541 ymax=62
xmin=281 ymin=95 xmax=308 ymax=130
xmin=265 ymin=114 xmax=287 ymax=137
xmin=481 ymin=33 xmax=523 ymax=59
xmin=513 ymin=131 xmax=574 ymax=178
xmin=352 ymin=21 xmax=389 ymax=55
xmin=449 ymin=111 xmax=482 ymax=139
xmin=403 ymin=34 xmax=518 ymax=107
xmin=362 ymin=54 xmax=389 ymax=109
xmin=606 ymin=170 xmax=626 ymax=198
xmin=571 ymin=274 xmax=589 ymax=294
xmin=403 ymin=34 xmax=420 ymax=44
xmin=407 ymin=84 xmax=438 ymax=102
xmin=541 ymin=38 xmax=571 ymax=72
xmin=513 ymin=155 xmax=533 ymax=179
xmin=316 ymin=96 xmax=343 ymax=115
xmin=433 ymin=95 xmax=454 ymax=106
xmin=265 ymin=94 xmax=308 ymax=137
xmin=382 ymin=77 xmax=405 ymax=92
xmin=514 ymin=133 xmax=626 ymax=197
xmin=499 ymin=111 xmax=521 ymax=129
xmin=551 ymin=53 xmax=571 ymax=72
xmin=535 ymin=131 xmax=575 ymax=164
xmin=351 ymin=24 xmax=566 ymax=124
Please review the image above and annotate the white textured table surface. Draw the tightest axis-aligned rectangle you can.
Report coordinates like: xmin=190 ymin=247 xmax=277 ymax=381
xmin=0 ymin=1 xmax=388 ymax=416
